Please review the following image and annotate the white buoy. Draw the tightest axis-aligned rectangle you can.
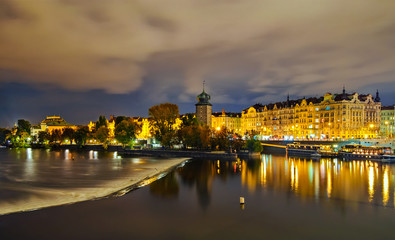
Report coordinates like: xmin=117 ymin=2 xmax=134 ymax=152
xmin=240 ymin=197 xmax=245 ymax=204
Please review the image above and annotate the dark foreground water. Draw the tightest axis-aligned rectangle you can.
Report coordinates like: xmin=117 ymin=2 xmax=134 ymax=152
xmin=1 ymin=149 xmax=395 ymax=239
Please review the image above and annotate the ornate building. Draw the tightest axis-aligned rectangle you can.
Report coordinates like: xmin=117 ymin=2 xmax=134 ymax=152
xmin=212 ymin=109 xmax=242 ymax=134
xmin=196 ymin=86 xmax=212 ymax=127
xmin=31 ymin=116 xmax=77 ymax=137
xmin=241 ymin=90 xmax=381 ymax=139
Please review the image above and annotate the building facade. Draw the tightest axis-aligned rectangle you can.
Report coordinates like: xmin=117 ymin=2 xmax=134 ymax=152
xmin=380 ymin=105 xmax=394 ymax=138
xmin=195 ymin=88 xmax=212 ymax=127
xmin=31 ymin=116 xmax=77 ymax=137
xmin=241 ymin=90 xmax=381 ymax=139
xmin=212 ymin=109 xmax=242 ymax=134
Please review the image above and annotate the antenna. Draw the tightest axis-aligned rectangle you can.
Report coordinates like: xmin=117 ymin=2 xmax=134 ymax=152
xmin=203 ymin=80 xmax=205 ymax=91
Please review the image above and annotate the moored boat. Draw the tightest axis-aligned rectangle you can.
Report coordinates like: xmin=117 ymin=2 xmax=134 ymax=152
xmin=339 ymin=145 xmax=395 ymax=162
xmin=286 ymin=143 xmax=322 ymax=157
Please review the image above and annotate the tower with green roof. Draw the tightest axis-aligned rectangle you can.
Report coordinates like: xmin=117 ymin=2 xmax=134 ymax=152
xmin=195 ymin=82 xmax=212 ymax=127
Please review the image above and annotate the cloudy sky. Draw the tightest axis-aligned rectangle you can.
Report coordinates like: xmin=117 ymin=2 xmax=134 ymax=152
xmin=1 ymin=0 xmax=394 ymax=127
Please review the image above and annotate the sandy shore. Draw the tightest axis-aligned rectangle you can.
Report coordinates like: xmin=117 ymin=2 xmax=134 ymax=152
xmin=0 ymin=158 xmax=189 ymax=216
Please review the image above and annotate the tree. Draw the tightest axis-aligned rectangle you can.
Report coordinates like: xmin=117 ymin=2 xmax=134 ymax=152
xmin=96 ymin=115 xmax=107 ymax=130
xmin=96 ymin=126 xmax=109 ymax=144
xmin=114 ymin=119 xmax=139 ymax=147
xmin=115 ymin=116 xmax=129 ymax=127
xmin=181 ymin=113 xmax=198 ymax=128
xmin=50 ymin=129 xmax=62 ymax=143
xmin=211 ymin=127 xmax=231 ymax=151
xmin=62 ymin=128 xmax=75 ymax=144
xmin=148 ymin=103 xmax=179 ymax=147
xmin=246 ymin=139 xmax=263 ymax=153
xmin=230 ymin=134 xmax=244 ymax=152
xmin=73 ymin=126 xmax=89 ymax=146
xmin=38 ymin=131 xmax=50 ymax=144
xmin=17 ymin=119 xmax=31 ymax=135
xmin=0 ymin=128 xmax=11 ymax=144
xmin=178 ymin=125 xmax=210 ymax=149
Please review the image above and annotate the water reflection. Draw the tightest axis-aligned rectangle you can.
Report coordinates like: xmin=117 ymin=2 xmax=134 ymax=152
xmin=150 ymin=172 xmax=179 ymax=198
xmin=162 ymin=155 xmax=395 ymax=210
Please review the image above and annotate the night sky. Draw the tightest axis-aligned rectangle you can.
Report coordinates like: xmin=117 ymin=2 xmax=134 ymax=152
xmin=1 ymin=0 xmax=394 ymax=128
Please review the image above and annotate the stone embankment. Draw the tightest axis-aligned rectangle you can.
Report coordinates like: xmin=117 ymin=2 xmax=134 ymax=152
xmin=119 ymin=149 xmax=240 ymax=160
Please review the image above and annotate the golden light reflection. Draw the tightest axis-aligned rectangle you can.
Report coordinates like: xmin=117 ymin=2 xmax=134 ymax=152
xmin=327 ymin=168 xmax=332 ymax=198
xmin=368 ymin=166 xmax=374 ymax=203
xmin=237 ymin=155 xmax=395 ymax=208
xmin=383 ymin=167 xmax=389 ymax=206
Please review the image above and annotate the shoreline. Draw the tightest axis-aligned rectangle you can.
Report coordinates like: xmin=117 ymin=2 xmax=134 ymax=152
xmin=0 ymin=158 xmax=189 ymax=216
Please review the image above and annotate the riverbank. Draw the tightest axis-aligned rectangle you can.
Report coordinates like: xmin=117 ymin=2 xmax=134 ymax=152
xmin=0 ymin=157 xmax=188 ymax=216
xmin=119 ymin=149 xmax=242 ymax=160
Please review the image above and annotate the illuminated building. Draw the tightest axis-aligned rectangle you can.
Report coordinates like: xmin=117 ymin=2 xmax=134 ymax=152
xmin=212 ymin=109 xmax=242 ymax=134
xmin=195 ymin=85 xmax=212 ymax=127
xmin=380 ymin=105 xmax=394 ymax=138
xmin=241 ymin=89 xmax=381 ymax=139
xmin=88 ymin=116 xmax=116 ymax=137
xmin=31 ymin=116 xmax=77 ymax=137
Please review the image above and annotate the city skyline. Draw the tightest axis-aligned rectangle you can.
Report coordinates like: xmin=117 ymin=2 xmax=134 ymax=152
xmin=1 ymin=0 xmax=395 ymax=127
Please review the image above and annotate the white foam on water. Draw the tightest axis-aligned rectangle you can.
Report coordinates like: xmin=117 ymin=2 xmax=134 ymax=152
xmin=0 ymin=158 xmax=189 ymax=216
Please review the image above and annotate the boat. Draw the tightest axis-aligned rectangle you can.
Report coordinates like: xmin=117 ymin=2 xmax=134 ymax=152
xmin=286 ymin=143 xmax=322 ymax=157
xmin=339 ymin=145 xmax=395 ymax=162
xmin=286 ymin=143 xmax=338 ymax=158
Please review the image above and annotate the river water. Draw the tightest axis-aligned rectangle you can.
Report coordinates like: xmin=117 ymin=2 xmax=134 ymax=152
xmin=1 ymin=148 xmax=395 ymax=239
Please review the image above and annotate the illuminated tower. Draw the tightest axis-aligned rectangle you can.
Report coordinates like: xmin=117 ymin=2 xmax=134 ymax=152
xmin=195 ymin=82 xmax=212 ymax=127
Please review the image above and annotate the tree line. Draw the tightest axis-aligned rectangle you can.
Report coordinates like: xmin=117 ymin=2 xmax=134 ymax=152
xmin=0 ymin=103 xmax=262 ymax=152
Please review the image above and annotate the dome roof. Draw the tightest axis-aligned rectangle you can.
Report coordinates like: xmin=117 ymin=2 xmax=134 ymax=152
xmin=196 ymin=90 xmax=212 ymax=106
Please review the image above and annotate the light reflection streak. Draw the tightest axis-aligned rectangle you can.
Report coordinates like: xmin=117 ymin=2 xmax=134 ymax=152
xmin=314 ymin=164 xmax=319 ymax=200
xmin=262 ymin=158 xmax=267 ymax=186
xmin=368 ymin=166 xmax=374 ymax=203
xmin=24 ymin=148 xmax=35 ymax=179
xmin=327 ymin=168 xmax=332 ymax=198
xmin=383 ymin=168 xmax=389 ymax=206
xmin=65 ymin=149 xmax=69 ymax=160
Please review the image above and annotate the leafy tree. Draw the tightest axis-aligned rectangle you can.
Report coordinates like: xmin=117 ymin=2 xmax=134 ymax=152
xmin=38 ymin=131 xmax=50 ymax=143
xmin=114 ymin=119 xmax=139 ymax=147
xmin=211 ymin=127 xmax=231 ymax=151
xmin=246 ymin=139 xmax=263 ymax=153
xmin=148 ymin=103 xmax=179 ymax=147
xmin=73 ymin=126 xmax=89 ymax=146
xmin=62 ymin=128 xmax=75 ymax=144
xmin=178 ymin=125 xmax=210 ymax=149
xmin=0 ymin=128 xmax=11 ymax=144
xmin=115 ymin=116 xmax=129 ymax=127
xmin=17 ymin=119 xmax=31 ymax=135
xmin=181 ymin=113 xmax=198 ymax=128
xmin=96 ymin=126 xmax=109 ymax=144
xmin=96 ymin=115 xmax=107 ymax=130
xmin=50 ymin=129 xmax=62 ymax=143
xmin=230 ymin=134 xmax=244 ymax=152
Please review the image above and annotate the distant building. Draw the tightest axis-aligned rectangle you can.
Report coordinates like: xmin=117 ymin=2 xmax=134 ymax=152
xmin=380 ymin=105 xmax=394 ymax=138
xmin=31 ymin=116 xmax=77 ymax=137
xmin=212 ymin=109 xmax=242 ymax=134
xmin=240 ymin=89 xmax=381 ymax=139
xmin=88 ymin=115 xmax=116 ymax=138
xmin=195 ymin=86 xmax=212 ymax=127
